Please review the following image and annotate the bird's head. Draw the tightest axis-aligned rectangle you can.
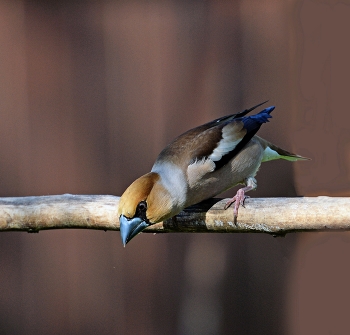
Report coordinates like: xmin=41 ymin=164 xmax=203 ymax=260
xmin=118 ymin=172 xmax=173 ymax=246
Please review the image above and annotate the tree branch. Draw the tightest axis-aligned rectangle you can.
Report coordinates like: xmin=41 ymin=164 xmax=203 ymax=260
xmin=0 ymin=195 xmax=349 ymax=236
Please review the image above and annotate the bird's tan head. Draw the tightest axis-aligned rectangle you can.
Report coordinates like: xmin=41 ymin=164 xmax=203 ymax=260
xmin=118 ymin=172 xmax=172 ymax=246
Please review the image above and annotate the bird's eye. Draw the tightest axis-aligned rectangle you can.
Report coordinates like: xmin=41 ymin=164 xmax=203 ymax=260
xmin=137 ymin=201 xmax=147 ymax=212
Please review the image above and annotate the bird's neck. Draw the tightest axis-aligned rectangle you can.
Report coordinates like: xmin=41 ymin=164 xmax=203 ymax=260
xmin=151 ymin=161 xmax=187 ymax=212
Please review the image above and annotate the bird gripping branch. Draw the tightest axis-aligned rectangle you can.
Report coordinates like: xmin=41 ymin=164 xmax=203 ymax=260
xmin=118 ymin=102 xmax=308 ymax=246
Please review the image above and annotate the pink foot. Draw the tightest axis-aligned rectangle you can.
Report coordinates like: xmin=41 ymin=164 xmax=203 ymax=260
xmin=224 ymin=188 xmax=250 ymax=218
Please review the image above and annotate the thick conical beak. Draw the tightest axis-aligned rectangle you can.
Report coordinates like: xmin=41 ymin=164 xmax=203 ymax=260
xmin=119 ymin=215 xmax=150 ymax=246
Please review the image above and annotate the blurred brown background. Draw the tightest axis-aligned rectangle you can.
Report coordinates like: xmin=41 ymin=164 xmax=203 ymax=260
xmin=0 ymin=1 xmax=349 ymax=334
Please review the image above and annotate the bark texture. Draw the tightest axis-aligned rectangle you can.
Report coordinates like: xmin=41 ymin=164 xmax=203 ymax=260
xmin=0 ymin=195 xmax=348 ymax=236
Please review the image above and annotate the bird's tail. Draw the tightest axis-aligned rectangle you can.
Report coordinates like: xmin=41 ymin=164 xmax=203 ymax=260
xmin=257 ymin=137 xmax=310 ymax=162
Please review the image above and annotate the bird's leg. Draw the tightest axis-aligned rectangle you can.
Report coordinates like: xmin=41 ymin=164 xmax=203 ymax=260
xmin=224 ymin=177 xmax=257 ymax=218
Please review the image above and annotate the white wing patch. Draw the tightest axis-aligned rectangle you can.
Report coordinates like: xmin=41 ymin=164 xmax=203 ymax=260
xmin=187 ymin=158 xmax=215 ymax=188
xmin=209 ymin=124 xmax=242 ymax=162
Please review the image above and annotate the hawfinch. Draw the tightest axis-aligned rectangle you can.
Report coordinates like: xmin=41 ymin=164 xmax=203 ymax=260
xmin=118 ymin=102 xmax=308 ymax=245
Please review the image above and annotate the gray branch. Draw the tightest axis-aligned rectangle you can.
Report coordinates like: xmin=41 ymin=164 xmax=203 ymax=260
xmin=0 ymin=195 xmax=349 ymax=236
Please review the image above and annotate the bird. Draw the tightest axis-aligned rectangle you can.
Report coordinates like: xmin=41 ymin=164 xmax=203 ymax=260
xmin=118 ymin=101 xmax=308 ymax=245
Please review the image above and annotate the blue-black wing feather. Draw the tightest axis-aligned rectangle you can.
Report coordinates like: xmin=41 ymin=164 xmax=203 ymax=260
xmin=213 ymin=106 xmax=274 ymax=170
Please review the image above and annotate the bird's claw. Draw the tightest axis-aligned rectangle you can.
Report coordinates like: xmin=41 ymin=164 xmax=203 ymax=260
xmin=224 ymin=189 xmax=249 ymax=219
xmin=240 ymin=195 xmax=250 ymax=208
xmin=224 ymin=199 xmax=235 ymax=210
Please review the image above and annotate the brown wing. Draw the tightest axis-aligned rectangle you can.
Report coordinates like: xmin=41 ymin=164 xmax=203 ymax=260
xmin=156 ymin=101 xmax=268 ymax=169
